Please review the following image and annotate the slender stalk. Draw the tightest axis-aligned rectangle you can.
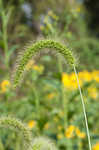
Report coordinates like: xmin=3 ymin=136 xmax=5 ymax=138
xmin=0 ymin=0 xmax=9 ymax=68
xmin=62 ymin=85 xmax=68 ymax=128
xmin=73 ymin=65 xmax=92 ymax=150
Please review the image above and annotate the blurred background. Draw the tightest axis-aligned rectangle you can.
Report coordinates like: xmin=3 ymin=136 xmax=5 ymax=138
xmin=0 ymin=0 xmax=99 ymax=150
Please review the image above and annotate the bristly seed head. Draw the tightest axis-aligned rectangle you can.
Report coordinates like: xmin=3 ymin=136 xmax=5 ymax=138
xmin=13 ymin=39 xmax=76 ymax=88
xmin=0 ymin=116 xmax=32 ymax=150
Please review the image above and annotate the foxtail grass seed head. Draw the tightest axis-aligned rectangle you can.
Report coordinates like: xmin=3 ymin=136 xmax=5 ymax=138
xmin=0 ymin=116 xmax=32 ymax=150
xmin=13 ymin=39 xmax=75 ymax=88
xmin=32 ymin=137 xmax=57 ymax=150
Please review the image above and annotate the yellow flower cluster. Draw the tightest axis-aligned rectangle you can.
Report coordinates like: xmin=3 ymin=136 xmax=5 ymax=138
xmin=28 ymin=120 xmax=36 ymax=129
xmin=92 ymin=70 xmax=99 ymax=82
xmin=79 ymin=70 xmax=99 ymax=82
xmin=57 ymin=125 xmax=85 ymax=140
xmin=0 ymin=80 xmax=10 ymax=93
xmin=62 ymin=70 xmax=99 ymax=90
xmin=33 ymin=65 xmax=44 ymax=73
xmin=26 ymin=60 xmax=44 ymax=74
xmin=75 ymin=127 xmax=86 ymax=138
xmin=93 ymin=143 xmax=99 ymax=150
xmin=62 ymin=72 xmax=82 ymax=90
xmin=65 ymin=125 xmax=75 ymax=138
xmin=65 ymin=125 xmax=86 ymax=139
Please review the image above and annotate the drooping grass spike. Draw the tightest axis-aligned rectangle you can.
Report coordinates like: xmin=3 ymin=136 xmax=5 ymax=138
xmin=32 ymin=137 xmax=57 ymax=150
xmin=0 ymin=116 xmax=32 ymax=150
xmin=0 ymin=116 xmax=58 ymax=150
xmin=13 ymin=39 xmax=75 ymax=88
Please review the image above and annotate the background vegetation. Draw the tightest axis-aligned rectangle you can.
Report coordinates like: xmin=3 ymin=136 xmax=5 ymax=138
xmin=0 ymin=0 xmax=99 ymax=150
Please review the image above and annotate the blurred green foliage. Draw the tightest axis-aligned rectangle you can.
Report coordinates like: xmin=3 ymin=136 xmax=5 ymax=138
xmin=0 ymin=0 xmax=99 ymax=150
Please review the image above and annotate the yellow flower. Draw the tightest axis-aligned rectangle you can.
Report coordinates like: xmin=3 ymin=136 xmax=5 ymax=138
xmin=26 ymin=60 xmax=35 ymax=70
xmin=70 ymin=73 xmax=82 ymax=89
xmin=28 ymin=120 xmax=36 ymax=128
xmin=65 ymin=126 xmax=86 ymax=139
xmin=62 ymin=73 xmax=71 ymax=89
xmin=88 ymin=87 xmax=98 ymax=99
xmin=57 ymin=133 xmax=63 ymax=140
xmin=33 ymin=65 xmax=44 ymax=73
xmin=62 ymin=72 xmax=81 ymax=90
xmin=78 ymin=71 xmax=92 ymax=82
xmin=44 ymin=122 xmax=49 ymax=129
xmin=94 ymin=76 xmax=99 ymax=83
xmin=75 ymin=127 xmax=86 ymax=139
xmin=0 ymin=80 xmax=10 ymax=93
xmin=78 ymin=132 xmax=86 ymax=138
xmin=93 ymin=143 xmax=99 ymax=150
xmin=92 ymin=70 xmax=99 ymax=83
xmin=65 ymin=125 xmax=75 ymax=138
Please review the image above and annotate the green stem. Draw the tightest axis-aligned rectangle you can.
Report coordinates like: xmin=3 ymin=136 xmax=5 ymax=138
xmin=62 ymin=85 xmax=68 ymax=128
xmin=0 ymin=0 xmax=9 ymax=68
